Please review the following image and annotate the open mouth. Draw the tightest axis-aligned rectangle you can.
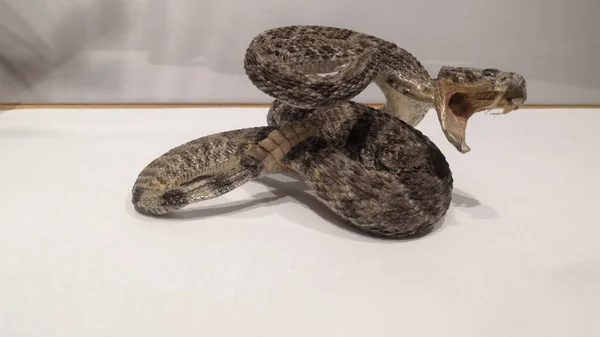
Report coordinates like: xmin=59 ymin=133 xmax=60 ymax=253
xmin=436 ymin=90 xmax=520 ymax=153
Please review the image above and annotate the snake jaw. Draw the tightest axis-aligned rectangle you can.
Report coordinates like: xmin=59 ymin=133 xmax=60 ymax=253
xmin=435 ymin=89 xmax=525 ymax=153
xmin=433 ymin=67 xmax=527 ymax=153
xmin=434 ymin=87 xmax=473 ymax=153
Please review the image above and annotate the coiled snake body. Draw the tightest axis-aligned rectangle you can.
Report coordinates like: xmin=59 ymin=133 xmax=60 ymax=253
xmin=131 ymin=25 xmax=527 ymax=238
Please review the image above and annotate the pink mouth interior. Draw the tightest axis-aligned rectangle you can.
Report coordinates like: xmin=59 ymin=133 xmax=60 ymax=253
xmin=447 ymin=93 xmax=476 ymax=120
xmin=440 ymin=92 xmax=479 ymax=153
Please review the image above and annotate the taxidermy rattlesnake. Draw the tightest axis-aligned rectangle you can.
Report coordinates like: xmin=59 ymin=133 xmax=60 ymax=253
xmin=131 ymin=25 xmax=527 ymax=238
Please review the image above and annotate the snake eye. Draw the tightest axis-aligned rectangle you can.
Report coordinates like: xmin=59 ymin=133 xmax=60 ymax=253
xmin=483 ymin=69 xmax=498 ymax=77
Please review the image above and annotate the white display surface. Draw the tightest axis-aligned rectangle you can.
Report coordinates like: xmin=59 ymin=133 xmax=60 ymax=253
xmin=1 ymin=107 xmax=599 ymax=336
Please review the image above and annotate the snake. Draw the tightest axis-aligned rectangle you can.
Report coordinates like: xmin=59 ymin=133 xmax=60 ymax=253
xmin=131 ymin=25 xmax=527 ymax=238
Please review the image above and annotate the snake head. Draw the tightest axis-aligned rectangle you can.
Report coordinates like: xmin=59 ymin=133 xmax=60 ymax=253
xmin=433 ymin=66 xmax=527 ymax=153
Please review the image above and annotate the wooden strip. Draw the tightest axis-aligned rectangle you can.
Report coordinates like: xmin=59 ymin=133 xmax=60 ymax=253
xmin=1 ymin=103 xmax=600 ymax=110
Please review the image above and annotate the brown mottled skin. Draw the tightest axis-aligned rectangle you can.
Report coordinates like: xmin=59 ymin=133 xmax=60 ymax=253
xmin=131 ymin=25 xmax=527 ymax=238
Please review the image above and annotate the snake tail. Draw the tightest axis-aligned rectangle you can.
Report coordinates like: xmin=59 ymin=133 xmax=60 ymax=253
xmin=131 ymin=126 xmax=277 ymax=215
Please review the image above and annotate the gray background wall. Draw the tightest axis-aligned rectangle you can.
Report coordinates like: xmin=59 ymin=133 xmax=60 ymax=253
xmin=1 ymin=0 xmax=599 ymax=104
